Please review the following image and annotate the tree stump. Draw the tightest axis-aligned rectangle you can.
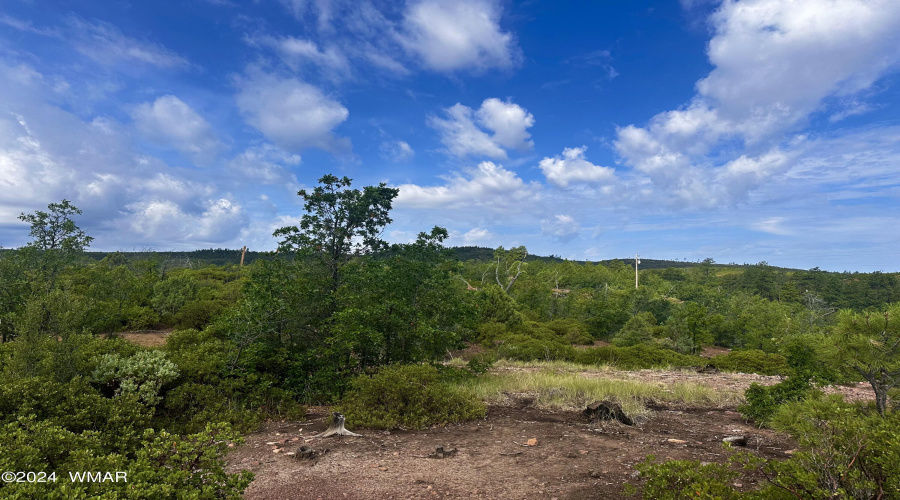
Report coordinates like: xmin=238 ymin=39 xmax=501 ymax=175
xmin=315 ymin=412 xmax=362 ymax=438
xmin=583 ymin=400 xmax=634 ymax=426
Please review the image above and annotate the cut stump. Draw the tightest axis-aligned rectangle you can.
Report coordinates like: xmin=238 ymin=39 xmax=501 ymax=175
xmin=583 ymin=400 xmax=634 ymax=426
xmin=315 ymin=412 xmax=362 ymax=438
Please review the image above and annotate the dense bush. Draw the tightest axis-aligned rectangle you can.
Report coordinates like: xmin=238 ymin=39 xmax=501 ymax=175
xmin=574 ymin=344 xmax=704 ymax=370
xmin=739 ymin=376 xmax=814 ymax=424
xmin=710 ymin=349 xmax=789 ymax=375
xmin=627 ymin=455 xmax=742 ymax=499
xmin=340 ymin=364 xmax=486 ymax=430
xmin=161 ymin=329 xmax=304 ymax=434
xmin=631 ymin=398 xmax=900 ymax=499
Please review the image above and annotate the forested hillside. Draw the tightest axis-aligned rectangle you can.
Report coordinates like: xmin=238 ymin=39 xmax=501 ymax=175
xmin=2 ymin=187 xmax=898 ymax=498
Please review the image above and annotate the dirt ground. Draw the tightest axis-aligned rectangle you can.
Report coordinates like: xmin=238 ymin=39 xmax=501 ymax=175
xmin=111 ymin=329 xmax=172 ymax=347
xmin=226 ymin=403 xmax=794 ymax=500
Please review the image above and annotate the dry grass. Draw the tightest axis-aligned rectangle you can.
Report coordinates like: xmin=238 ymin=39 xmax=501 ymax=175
xmin=450 ymin=360 xmax=744 ymax=417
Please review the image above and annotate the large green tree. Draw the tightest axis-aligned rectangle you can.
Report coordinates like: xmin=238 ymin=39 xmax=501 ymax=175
xmin=273 ymin=175 xmax=398 ymax=295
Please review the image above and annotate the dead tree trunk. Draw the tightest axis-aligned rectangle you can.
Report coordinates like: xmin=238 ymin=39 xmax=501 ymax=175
xmin=315 ymin=412 xmax=362 ymax=438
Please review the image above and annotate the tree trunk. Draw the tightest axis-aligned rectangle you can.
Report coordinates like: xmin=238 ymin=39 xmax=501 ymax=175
xmin=315 ymin=412 xmax=362 ymax=438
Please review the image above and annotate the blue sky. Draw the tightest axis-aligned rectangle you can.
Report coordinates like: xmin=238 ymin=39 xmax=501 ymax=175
xmin=1 ymin=0 xmax=899 ymax=271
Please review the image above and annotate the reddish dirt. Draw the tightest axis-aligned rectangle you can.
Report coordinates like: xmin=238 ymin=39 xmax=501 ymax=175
xmin=111 ymin=329 xmax=173 ymax=348
xmin=226 ymin=402 xmax=795 ymax=500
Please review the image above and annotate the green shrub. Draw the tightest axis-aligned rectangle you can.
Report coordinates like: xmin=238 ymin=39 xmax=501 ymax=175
xmin=340 ymin=364 xmax=486 ymax=429
xmin=161 ymin=329 xmax=304 ymax=433
xmin=627 ymin=455 xmax=742 ymax=499
xmin=574 ymin=343 xmax=704 ymax=370
xmin=739 ymin=376 xmax=813 ymax=424
xmin=611 ymin=312 xmax=659 ymax=347
xmin=494 ymin=334 xmax=576 ymax=362
xmin=545 ymin=319 xmax=594 ymax=345
xmin=92 ymin=350 xmax=179 ymax=406
xmin=711 ymin=349 xmax=789 ymax=375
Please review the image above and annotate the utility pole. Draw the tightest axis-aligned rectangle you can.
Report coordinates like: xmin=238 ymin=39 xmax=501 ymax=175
xmin=240 ymin=246 xmax=247 ymax=267
xmin=635 ymin=254 xmax=640 ymax=289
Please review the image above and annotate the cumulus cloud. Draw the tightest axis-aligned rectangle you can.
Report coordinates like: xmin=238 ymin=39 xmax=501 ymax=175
xmin=132 ymin=95 xmax=222 ymax=163
xmin=539 ymin=146 xmax=615 ymax=188
xmin=476 ymin=98 xmax=534 ymax=151
xmin=0 ymin=62 xmax=253 ymax=249
xmin=380 ymin=140 xmax=415 ymax=162
xmin=541 ymin=214 xmax=580 ymax=240
xmin=235 ymin=70 xmax=350 ymax=153
xmin=429 ymin=98 xmax=534 ymax=158
xmin=395 ymin=161 xmax=539 ymax=212
xmin=614 ymin=0 xmax=900 ymax=209
xmin=399 ymin=0 xmax=521 ymax=72
xmin=124 ymin=198 xmax=245 ymax=243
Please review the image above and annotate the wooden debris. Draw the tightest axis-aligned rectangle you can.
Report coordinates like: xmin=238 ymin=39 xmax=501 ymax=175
xmin=723 ymin=435 xmax=748 ymax=446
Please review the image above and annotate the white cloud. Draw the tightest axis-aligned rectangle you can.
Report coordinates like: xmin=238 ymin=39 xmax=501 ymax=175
xmin=541 ymin=214 xmax=580 ymax=240
xmin=68 ymin=17 xmax=188 ymax=69
xmin=399 ymin=0 xmax=521 ymax=72
xmin=429 ymin=98 xmax=534 ymax=159
xmin=395 ymin=161 xmax=539 ymax=212
xmin=228 ymin=144 xmax=301 ymax=187
xmin=124 ymin=198 xmax=245 ymax=243
xmin=461 ymin=227 xmax=493 ymax=245
xmin=132 ymin=95 xmax=222 ymax=163
xmin=539 ymin=146 xmax=615 ymax=188
xmin=0 ymin=62 xmax=256 ymax=249
xmin=751 ymin=216 xmax=793 ymax=236
xmin=614 ymin=0 xmax=900 ymax=208
xmin=244 ymin=35 xmax=351 ymax=79
xmin=476 ymin=98 xmax=534 ymax=151
xmin=235 ymin=69 xmax=350 ymax=153
xmin=380 ymin=140 xmax=415 ymax=162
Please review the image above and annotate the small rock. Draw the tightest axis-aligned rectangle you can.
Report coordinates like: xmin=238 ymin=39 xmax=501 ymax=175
xmin=526 ymin=438 xmax=538 ymax=446
xmin=579 ymin=450 xmax=589 ymax=455
xmin=251 ymin=461 xmax=260 ymax=466
xmin=290 ymin=437 xmax=300 ymax=442
xmin=273 ymin=448 xmax=282 ymax=453
xmin=667 ymin=439 xmax=687 ymax=444
xmin=378 ymin=467 xmax=387 ymax=471
xmin=265 ymin=442 xmax=276 ymax=446
xmin=227 ymin=443 xmax=235 ymax=448
xmin=785 ymin=449 xmax=796 ymax=455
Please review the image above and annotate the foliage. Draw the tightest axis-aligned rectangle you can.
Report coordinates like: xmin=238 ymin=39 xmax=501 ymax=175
xmin=761 ymin=396 xmax=900 ymax=499
xmin=18 ymin=199 xmax=93 ymax=254
xmin=340 ymin=364 xmax=486 ymax=430
xmin=710 ymin=349 xmax=789 ymax=376
xmin=627 ymin=455 xmax=742 ymax=500
xmin=834 ymin=303 xmax=900 ymax=414
xmin=273 ymin=174 xmax=399 ymax=293
xmin=92 ymin=350 xmax=180 ymax=406
xmin=574 ymin=344 xmax=704 ymax=370
xmin=738 ymin=376 xmax=814 ymax=424
xmin=611 ymin=311 xmax=659 ymax=347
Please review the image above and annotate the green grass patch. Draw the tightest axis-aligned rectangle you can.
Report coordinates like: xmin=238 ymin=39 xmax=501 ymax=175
xmin=454 ymin=368 xmax=741 ymax=417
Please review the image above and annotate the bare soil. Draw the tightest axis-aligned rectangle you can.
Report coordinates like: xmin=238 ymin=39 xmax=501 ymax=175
xmin=225 ymin=365 xmax=814 ymax=500
xmin=226 ymin=403 xmax=793 ymax=500
xmin=112 ymin=329 xmax=173 ymax=348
